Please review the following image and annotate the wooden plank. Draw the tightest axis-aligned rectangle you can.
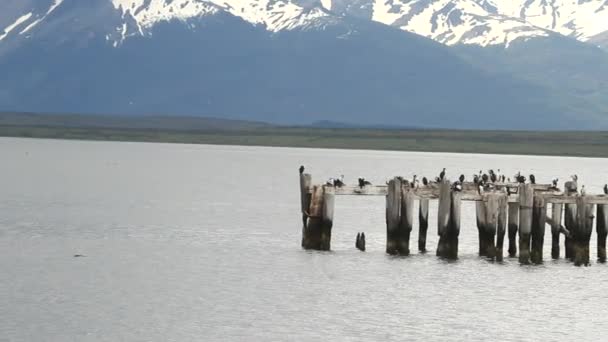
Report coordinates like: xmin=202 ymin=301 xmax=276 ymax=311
xmin=329 ymin=185 xmax=608 ymax=204
xmin=320 ymin=186 xmax=335 ymax=250
xmin=399 ymin=189 xmax=415 ymax=256
xmin=564 ymin=202 xmax=577 ymax=260
xmin=302 ymin=185 xmax=327 ymax=250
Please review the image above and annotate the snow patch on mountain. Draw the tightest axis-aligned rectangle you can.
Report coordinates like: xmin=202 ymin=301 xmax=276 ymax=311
xmin=111 ymin=0 xmax=332 ymax=39
xmin=369 ymin=0 xmax=548 ymax=46
xmin=0 ymin=13 xmax=32 ymax=41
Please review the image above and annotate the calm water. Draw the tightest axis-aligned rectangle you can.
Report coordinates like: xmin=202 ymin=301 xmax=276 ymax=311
xmin=2 ymin=138 xmax=608 ymax=341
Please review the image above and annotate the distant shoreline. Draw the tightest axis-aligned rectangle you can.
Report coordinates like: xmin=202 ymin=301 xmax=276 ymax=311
xmin=1 ymin=113 xmax=608 ymax=158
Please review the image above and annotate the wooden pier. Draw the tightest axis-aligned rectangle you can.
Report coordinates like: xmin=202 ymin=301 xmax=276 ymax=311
xmin=299 ymin=170 xmax=608 ymax=266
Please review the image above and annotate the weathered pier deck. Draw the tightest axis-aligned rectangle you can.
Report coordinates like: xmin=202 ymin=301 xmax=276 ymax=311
xmin=299 ymin=170 xmax=608 ymax=266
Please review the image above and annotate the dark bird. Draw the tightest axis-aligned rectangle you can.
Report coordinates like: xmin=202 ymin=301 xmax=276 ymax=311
xmin=490 ymin=172 xmax=497 ymax=183
xmin=459 ymin=174 xmax=465 ymax=183
xmin=452 ymin=181 xmax=462 ymax=192
xmin=481 ymin=173 xmax=489 ymax=184
xmin=439 ymin=168 xmax=446 ymax=181
xmin=299 ymin=165 xmax=305 ymax=174
xmin=333 ymin=175 xmax=345 ymax=187
xmin=604 ymin=184 xmax=607 ymax=195
xmin=358 ymin=178 xmax=371 ymax=188
xmin=473 ymin=174 xmax=480 ymax=185
xmin=551 ymin=178 xmax=559 ymax=189
xmin=422 ymin=177 xmax=428 ymax=186
xmin=529 ymin=174 xmax=536 ymax=185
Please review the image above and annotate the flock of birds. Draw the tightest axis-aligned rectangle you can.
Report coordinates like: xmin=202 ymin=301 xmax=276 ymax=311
xmin=299 ymin=165 xmax=608 ymax=195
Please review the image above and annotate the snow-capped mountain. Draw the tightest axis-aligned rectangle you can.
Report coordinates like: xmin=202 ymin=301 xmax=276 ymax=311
xmin=325 ymin=0 xmax=608 ymax=47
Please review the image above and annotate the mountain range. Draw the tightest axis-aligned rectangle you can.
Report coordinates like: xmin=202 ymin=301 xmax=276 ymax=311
xmin=1 ymin=0 xmax=608 ymax=129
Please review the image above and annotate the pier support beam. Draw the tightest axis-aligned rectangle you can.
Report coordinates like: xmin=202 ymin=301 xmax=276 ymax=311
xmin=496 ymin=194 xmax=508 ymax=262
xmin=550 ymin=203 xmax=563 ymax=259
xmin=418 ymin=199 xmax=429 ymax=252
xmin=508 ymin=202 xmax=519 ymax=257
xmin=597 ymin=205 xmax=608 ymax=263
xmin=437 ymin=181 xmax=461 ymax=259
xmin=399 ymin=189 xmax=415 ymax=256
xmin=564 ymin=203 xmax=577 ymax=260
xmin=530 ymin=196 xmax=546 ymax=264
xmin=302 ymin=185 xmax=334 ymax=250
xmin=481 ymin=194 xmax=501 ymax=259
xmin=386 ymin=178 xmax=411 ymax=255
xmin=518 ymin=184 xmax=534 ymax=265
xmin=300 ymin=173 xmax=312 ymax=227
xmin=574 ymin=197 xmax=594 ymax=266
xmin=476 ymin=200 xmax=488 ymax=256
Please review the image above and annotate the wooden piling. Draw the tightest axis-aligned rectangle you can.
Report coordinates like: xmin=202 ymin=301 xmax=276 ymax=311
xmin=574 ymin=197 xmax=594 ymax=266
xmin=302 ymin=185 xmax=334 ymax=250
xmin=507 ymin=202 xmax=519 ymax=257
xmin=399 ymin=189 xmax=415 ymax=256
xmin=418 ymin=199 xmax=429 ymax=252
xmin=436 ymin=180 xmax=451 ymax=257
xmin=437 ymin=181 xmax=460 ymax=259
xmin=476 ymin=200 xmax=488 ymax=256
xmin=299 ymin=173 xmax=312 ymax=227
xmin=496 ymin=194 xmax=508 ymax=262
xmin=564 ymin=203 xmax=577 ymax=260
xmin=597 ymin=205 xmax=608 ymax=263
xmin=530 ymin=196 xmax=546 ymax=264
xmin=481 ymin=194 xmax=500 ymax=259
xmin=518 ymin=184 xmax=533 ymax=264
xmin=446 ymin=190 xmax=462 ymax=259
xmin=386 ymin=178 xmax=407 ymax=255
xmin=550 ymin=203 xmax=563 ymax=259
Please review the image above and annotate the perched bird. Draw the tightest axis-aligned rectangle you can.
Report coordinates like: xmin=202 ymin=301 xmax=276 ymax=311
xmin=333 ymin=175 xmax=345 ymax=187
xmin=551 ymin=178 xmax=559 ymax=189
xmin=439 ymin=168 xmax=446 ymax=181
xmin=515 ymin=172 xmax=526 ymax=184
xmin=412 ymin=175 xmax=418 ymax=187
xmin=473 ymin=174 xmax=480 ymax=185
xmin=422 ymin=177 xmax=428 ymax=186
xmin=529 ymin=174 xmax=536 ymax=185
xmin=500 ymin=175 xmax=506 ymax=183
xmin=452 ymin=181 xmax=462 ymax=192
xmin=581 ymin=185 xmax=587 ymax=196
xmin=565 ymin=175 xmax=578 ymax=193
xmin=459 ymin=174 xmax=465 ymax=183
xmin=489 ymin=170 xmax=497 ymax=183
xmin=481 ymin=173 xmax=489 ymax=184
xmin=326 ymin=178 xmax=335 ymax=186
xmin=358 ymin=178 xmax=372 ymax=188
xmin=299 ymin=165 xmax=305 ymax=174
xmin=604 ymin=184 xmax=607 ymax=195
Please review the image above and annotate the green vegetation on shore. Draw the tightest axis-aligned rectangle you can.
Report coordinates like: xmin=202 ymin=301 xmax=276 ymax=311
xmin=1 ymin=113 xmax=608 ymax=157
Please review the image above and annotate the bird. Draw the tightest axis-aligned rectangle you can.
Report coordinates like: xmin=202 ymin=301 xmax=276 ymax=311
xmin=326 ymin=178 xmax=335 ymax=186
xmin=604 ymin=184 xmax=607 ymax=195
xmin=333 ymin=175 xmax=345 ymax=187
xmin=439 ymin=168 xmax=446 ymax=181
xmin=581 ymin=185 xmax=586 ymax=196
xmin=551 ymin=178 xmax=559 ymax=189
xmin=489 ymin=170 xmax=497 ymax=183
xmin=452 ymin=181 xmax=462 ymax=192
xmin=358 ymin=178 xmax=371 ymax=188
xmin=565 ymin=175 xmax=578 ymax=193
xmin=529 ymin=174 xmax=536 ymax=184
xmin=481 ymin=173 xmax=489 ymax=184
xmin=299 ymin=165 xmax=305 ymax=174
xmin=473 ymin=174 xmax=480 ymax=185
xmin=459 ymin=174 xmax=465 ymax=183
xmin=412 ymin=175 xmax=418 ymax=187
xmin=422 ymin=177 xmax=428 ymax=186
